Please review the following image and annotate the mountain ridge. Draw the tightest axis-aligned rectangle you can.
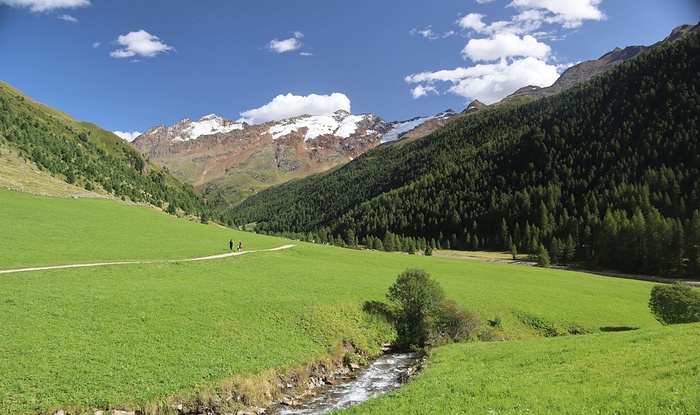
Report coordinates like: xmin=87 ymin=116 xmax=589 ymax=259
xmin=501 ymin=22 xmax=700 ymax=103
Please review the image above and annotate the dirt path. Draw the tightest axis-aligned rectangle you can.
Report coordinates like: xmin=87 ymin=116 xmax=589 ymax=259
xmin=0 ymin=245 xmax=295 ymax=275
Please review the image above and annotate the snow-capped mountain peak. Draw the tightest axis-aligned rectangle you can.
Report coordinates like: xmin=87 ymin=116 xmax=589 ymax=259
xmin=175 ymin=114 xmax=244 ymax=142
xmin=268 ymin=110 xmax=379 ymax=141
xmin=145 ymin=114 xmax=246 ymax=143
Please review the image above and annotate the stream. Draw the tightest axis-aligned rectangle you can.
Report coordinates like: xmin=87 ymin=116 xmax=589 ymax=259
xmin=271 ymin=353 xmax=420 ymax=415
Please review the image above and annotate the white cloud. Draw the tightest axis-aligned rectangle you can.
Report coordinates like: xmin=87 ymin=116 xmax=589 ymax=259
xmin=92 ymin=41 xmax=100 ymax=48
xmin=113 ymin=131 xmax=142 ymax=142
xmin=239 ymin=93 xmax=351 ymax=124
xmin=406 ymin=0 xmax=603 ymax=104
xmin=448 ymin=57 xmax=560 ymax=104
xmin=457 ymin=13 xmax=488 ymax=33
xmin=410 ymin=85 xmax=439 ymax=99
xmin=462 ymin=33 xmax=551 ymax=61
xmin=410 ymin=26 xmax=439 ymax=40
xmin=110 ymin=30 xmax=174 ymax=59
xmin=509 ymin=0 xmax=605 ymax=28
xmin=267 ymin=31 xmax=304 ymax=53
xmin=0 ymin=0 xmax=89 ymax=12
xmin=57 ymin=13 xmax=77 ymax=22
xmin=406 ymin=57 xmax=558 ymax=104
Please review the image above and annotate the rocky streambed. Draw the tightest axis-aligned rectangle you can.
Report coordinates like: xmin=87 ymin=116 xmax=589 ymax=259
xmin=269 ymin=352 xmax=421 ymax=415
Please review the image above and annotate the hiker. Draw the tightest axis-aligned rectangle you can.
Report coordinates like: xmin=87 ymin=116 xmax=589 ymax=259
xmin=237 ymin=240 xmax=243 ymax=252
xmin=229 ymin=239 xmax=233 ymax=251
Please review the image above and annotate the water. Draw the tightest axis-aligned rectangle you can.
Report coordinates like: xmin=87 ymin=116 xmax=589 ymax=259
xmin=273 ymin=353 xmax=419 ymax=415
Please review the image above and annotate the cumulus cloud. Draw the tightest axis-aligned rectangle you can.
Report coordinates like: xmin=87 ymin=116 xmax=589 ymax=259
xmin=110 ymin=30 xmax=174 ymax=59
xmin=509 ymin=0 xmax=605 ymax=28
xmin=462 ymin=33 xmax=551 ymax=61
xmin=406 ymin=58 xmax=559 ymax=105
xmin=267 ymin=31 xmax=304 ymax=53
xmin=0 ymin=0 xmax=89 ymax=12
xmin=57 ymin=13 xmax=77 ymax=22
xmin=450 ymin=57 xmax=560 ymax=104
xmin=410 ymin=84 xmax=439 ymax=99
xmin=239 ymin=93 xmax=351 ymax=124
xmin=406 ymin=0 xmax=604 ymax=104
xmin=113 ymin=131 xmax=142 ymax=142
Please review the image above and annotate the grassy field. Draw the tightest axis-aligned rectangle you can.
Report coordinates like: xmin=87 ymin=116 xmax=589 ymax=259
xmin=1 ymin=188 xmax=698 ymax=414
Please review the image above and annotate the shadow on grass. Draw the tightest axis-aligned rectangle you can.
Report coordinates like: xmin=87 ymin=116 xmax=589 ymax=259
xmin=599 ymin=326 xmax=639 ymax=332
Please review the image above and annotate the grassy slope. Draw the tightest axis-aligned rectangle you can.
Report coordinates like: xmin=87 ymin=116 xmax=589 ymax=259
xmin=1 ymin=189 xmax=697 ymax=414
xmin=0 ymin=146 xmax=96 ymax=197
xmin=0 ymin=188 xmax=278 ymax=269
xmin=344 ymin=323 xmax=700 ymax=415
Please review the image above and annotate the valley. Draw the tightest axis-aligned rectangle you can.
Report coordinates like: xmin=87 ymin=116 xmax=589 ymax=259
xmin=0 ymin=18 xmax=699 ymax=415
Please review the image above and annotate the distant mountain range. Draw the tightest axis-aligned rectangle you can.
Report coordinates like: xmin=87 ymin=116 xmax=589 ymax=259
xmin=132 ymin=22 xmax=699 ymax=209
xmin=132 ymin=108 xmax=459 ymax=206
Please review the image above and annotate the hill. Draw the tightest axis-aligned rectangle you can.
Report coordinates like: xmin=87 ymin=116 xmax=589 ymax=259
xmin=0 ymin=81 xmax=208 ymax=218
xmin=228 ymin=29 xmax=700 ymax=278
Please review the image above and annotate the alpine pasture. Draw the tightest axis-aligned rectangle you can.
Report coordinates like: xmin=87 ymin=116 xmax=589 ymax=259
xmin=1 ymin=188 xmax=698 ymax=414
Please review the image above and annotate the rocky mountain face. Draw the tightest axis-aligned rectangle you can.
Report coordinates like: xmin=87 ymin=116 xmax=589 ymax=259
xmin=132 ymin=109 xmax=458 ymax=206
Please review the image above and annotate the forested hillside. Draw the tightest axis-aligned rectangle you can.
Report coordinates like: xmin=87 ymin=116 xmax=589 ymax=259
xmin=0 ymin=81 xmax=208 ymax=217
xmin=229 ymin=31 xmax=700 ymax=278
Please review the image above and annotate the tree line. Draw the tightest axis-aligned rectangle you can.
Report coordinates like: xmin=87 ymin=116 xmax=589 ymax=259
xmin=228 ymin=31 xmax=700 ymax=278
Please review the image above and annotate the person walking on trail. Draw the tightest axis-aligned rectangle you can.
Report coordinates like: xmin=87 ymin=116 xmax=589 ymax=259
xmin=229 ymin=239 xmax=234 ymax=251
xmin=237 ymin=240 xmax=243 ymax=252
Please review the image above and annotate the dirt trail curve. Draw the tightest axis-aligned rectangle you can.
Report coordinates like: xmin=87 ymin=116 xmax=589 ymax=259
xmin=0 ymin=245 xmax=295 ymax=275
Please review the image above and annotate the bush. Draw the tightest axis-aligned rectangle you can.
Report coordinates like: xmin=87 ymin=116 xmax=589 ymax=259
xmin=648 ymin=283 xmax=700 ymax=325
xmin=431 ymin=299 xmax=481 ymax=344
xmin=387 ymin=269 xmax=445 ymax=348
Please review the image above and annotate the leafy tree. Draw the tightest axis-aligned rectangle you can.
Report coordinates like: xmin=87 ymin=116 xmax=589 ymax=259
xmin=387 ymin=269 xmax=445 ymax=348
xmin=649 ymin=283 xmax=700 ymax=325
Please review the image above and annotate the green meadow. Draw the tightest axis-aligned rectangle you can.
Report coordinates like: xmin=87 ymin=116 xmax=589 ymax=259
xmin=1 ymin=187 xmax=698 ymax=414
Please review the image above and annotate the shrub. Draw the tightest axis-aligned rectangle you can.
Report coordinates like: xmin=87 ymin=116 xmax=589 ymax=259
xmin=387 ymin=269 xmax=445 ymax=348
xmin=431 ymin=299 xmax=481 ymax=344
xmin=648 ymin=283 xmax=700 ymax=325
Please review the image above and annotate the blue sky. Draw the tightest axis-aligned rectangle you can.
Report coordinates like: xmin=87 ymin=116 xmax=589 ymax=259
xmin=1 ymin=0 xmax=698 ymax=141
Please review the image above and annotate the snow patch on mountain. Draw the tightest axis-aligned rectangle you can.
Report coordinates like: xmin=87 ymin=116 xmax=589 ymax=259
xmin=268 ymin=110 xmax=377 ymax=141
xmin=381 ymin=111 xmax=453 ymax=143
xmin=172 ymin=114 xmax=244 ymax=142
